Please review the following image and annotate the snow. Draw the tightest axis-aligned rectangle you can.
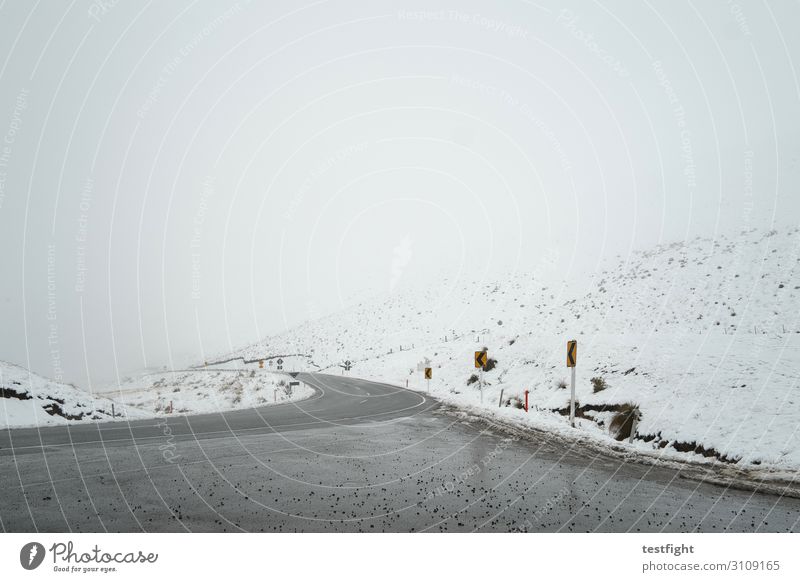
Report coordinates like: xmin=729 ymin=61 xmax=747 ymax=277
xmin=0 ymin=360 xmax=148 ymax=429
xmin=223 ymin=227 xmax=800 ymax=473
xmin=99 ymin=369 xmax=314 ymax=416
xmin=5 ymin=227 xmax=798 ymax=479
xmin=2 ymin=362 xmax=314 ymax=430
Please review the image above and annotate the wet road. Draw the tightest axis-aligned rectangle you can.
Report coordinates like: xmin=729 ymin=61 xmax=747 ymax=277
xmin=1 ymin=373 xmax=798 ymax=532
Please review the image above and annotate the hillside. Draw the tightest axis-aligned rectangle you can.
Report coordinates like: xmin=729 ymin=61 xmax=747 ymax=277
xmin=0 ymin=360 xmax=146 ymax=429
xmin=102 ymin=368 xmax=314 ymax=415
xmin=225 ymin=227 xmax=800 ymax=474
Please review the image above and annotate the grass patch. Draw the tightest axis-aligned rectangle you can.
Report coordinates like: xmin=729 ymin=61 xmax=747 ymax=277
xmin=591 ymin=376 xmax=608 ymax=393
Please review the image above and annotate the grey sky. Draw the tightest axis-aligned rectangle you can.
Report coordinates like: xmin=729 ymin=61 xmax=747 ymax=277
xmin=0 ymin=0 xmax=798 ymax=388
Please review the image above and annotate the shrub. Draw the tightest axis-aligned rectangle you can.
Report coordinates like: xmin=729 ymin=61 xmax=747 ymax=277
xmin=506 ymin=396 xmax=524 ymax=409
xmin=556 ymin=379 xmax=567 ymax=390
xmin=591 ymin=376 xmax=608 ymax=393
xmin=483 ymin=357 xmax=498 ymax=372
xmin=466 ymin=374 xmax=479 ymax=386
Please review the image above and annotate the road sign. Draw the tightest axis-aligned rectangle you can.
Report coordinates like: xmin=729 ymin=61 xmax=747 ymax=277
xmin=474 ymin=350 xmax=488 ymax=404
xmin=424 ymin=367 xmax=432 ymax=380
xmin=268 ymin=360 xmax=273 ymax=367
xmin=277 ymin=358 xmax=284 ymax=365
xmin=567 ymin=339 xmax=577 ymax=427
xmin=258 ymin=360 xmax=264 ymax=369
xmin=566 ymin=340 xmax=577 ymax=368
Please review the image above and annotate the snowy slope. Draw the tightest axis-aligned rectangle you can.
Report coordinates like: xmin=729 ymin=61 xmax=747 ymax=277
xmin=101 ymin=369 xmax=314 ymax=416
xmin=225 ymin=227 xmax=800 ymax=473
xmin=0 ymin=360 xmax=147 ymax=429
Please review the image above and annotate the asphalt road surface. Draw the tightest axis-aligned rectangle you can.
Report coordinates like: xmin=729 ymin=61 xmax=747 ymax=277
xmin=1 ymin=373 xmax=799 ymax=532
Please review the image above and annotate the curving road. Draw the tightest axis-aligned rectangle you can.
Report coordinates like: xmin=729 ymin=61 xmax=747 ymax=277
xmin=1 ymin=373 xmax=798 ymax=532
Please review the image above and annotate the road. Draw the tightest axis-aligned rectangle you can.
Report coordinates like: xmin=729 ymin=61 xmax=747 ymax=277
xmin=1 ymin=373 xmax=798 ymax=532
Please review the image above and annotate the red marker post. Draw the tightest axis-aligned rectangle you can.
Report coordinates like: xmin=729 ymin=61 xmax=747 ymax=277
xmin=524 ymin=390 xmax=529 ymax=412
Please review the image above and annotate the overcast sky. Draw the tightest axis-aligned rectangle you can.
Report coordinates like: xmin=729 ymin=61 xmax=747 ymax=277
xmin=1 ymin=0 xmax=798 ymax=388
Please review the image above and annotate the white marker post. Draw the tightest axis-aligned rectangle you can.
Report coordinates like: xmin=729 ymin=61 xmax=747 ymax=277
xmin=570 ymin=366 xmax=576 ymax=427
xmin=629 ymin=411 xmax=639 ymax=443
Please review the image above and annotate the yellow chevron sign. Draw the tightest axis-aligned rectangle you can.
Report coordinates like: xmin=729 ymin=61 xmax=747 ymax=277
xmin=567 ymin=340 xmax=577 ymax=368
xmin=474 ymin=350 xmax=487 ymax=369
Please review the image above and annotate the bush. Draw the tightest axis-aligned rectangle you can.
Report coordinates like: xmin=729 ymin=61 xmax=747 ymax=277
xmin=506 ymin=396 xmax=524 ymax=409
xmin=556 ymin=379 xmax=567 ymax=390
xmin=483 ymin=357 xmax=498 ymax=372
xmin=591 ymin=376 xmax=608 ymax=393
xmin=466 ymin=374 xmax=479 ymax=386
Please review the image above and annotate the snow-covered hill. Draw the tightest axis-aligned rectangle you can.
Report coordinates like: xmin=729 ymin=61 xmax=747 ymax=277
xmin=102 ymin=368 xmax=314 ymax=415
xmin=225 ymin=227 xmax=800 ymax=474
xmin=0 ymin=360 xmax=146 ymax=429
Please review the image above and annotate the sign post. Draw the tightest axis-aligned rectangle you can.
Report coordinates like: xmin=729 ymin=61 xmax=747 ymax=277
xmin=567 ymin=340 xmax=577 ymax=427
xmin=474 ymin=350 xmax=488 ymax=405
xmin=424 ymin=367 xmax=432 ymax=393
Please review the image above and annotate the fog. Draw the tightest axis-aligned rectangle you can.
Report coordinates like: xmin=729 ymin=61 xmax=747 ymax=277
xmin=0 ymin=0 xmax=798 ymax=388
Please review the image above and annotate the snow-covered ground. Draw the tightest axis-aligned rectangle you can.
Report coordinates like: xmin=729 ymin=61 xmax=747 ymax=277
xmin=100 ymin=368 xmax=314 ymax=416
xmin=0 ymin=360 xmax=148 ymax=429
xmin=226 ymin=227 xmax=800 ymax=475
xmin=2 ymin=363 xmax=314 ymax=430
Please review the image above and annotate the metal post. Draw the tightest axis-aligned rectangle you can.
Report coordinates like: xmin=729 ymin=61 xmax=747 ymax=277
xmin=427 ymin=379 xmax=430 ymax=394
xmin=111 ymin=403 xmax=115 ymax=418
xmin=569 ymin=367 xmax=576 ymax=427
xmin=498 ymin=388 xmax=504 ymax=408
xmin=480 ymin=368 xmax=484 ymax=404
